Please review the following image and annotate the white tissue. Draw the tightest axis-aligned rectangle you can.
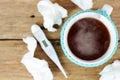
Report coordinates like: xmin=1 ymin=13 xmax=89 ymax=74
xmin=71 ymin=0 xmax=93 ymax=10
xmin=99 ymin=60 xmax=120 ymax=80
xmin=37 ymin=0 xmax=68 ymax=32
xmin=21 ymin=37 xmax=53 ymax=80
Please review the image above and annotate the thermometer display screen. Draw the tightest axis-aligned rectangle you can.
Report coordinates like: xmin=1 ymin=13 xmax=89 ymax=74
xmin=42 ymin=40 xmax=48 ymax=47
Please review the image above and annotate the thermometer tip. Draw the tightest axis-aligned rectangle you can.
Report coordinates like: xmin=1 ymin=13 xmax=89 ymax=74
xmin=31 ymin=24 xmax=40 ymax=34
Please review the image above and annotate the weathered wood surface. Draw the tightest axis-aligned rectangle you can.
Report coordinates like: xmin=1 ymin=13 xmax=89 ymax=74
xmin=0 ymin=0 xmax=120 ymax=39
xmin=0 ymin=0 xmax=120 ymax=80
xmin=0 ymin=40 xmax=120 ymax=80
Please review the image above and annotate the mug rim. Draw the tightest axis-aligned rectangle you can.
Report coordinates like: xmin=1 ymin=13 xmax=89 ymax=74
xmin=60 ymin=10 xmax=118 ymax=67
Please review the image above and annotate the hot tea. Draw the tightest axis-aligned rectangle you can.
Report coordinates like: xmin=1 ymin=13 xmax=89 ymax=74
xmin=68 ymin=18 xmax=110 ymax=60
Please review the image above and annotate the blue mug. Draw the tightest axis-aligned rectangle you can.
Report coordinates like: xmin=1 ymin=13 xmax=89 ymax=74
xmin=60 ymin=4 xmax=118 ymax=67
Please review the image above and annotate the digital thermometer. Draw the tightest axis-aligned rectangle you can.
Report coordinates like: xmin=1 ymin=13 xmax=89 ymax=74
xmin=31 ymin=24 xmax=68 ymax=78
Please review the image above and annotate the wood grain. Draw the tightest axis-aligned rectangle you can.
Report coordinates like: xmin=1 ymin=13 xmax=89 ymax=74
xmin=0 ymin=0 xmax=120 ymax=80
xmin=0 ymin=40 xmax=120 ymax=80
xmin=0 ymin=0 xmax=120 ymax=39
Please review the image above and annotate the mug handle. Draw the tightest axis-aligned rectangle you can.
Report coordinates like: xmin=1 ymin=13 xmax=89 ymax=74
xmin=101 ymin=4 xmax=113 ymax=16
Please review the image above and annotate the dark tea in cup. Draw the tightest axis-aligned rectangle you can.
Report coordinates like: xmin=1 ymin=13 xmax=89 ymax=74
xmin=61 ymin=4 xmax=118 ymax=67
xmin=68 ymin=18 xmax=110 ymax=60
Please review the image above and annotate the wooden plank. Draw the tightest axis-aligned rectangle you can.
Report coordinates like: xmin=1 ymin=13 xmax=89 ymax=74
xmin=0 ymin=0 xmax=120 ymax=80
xmin=0 ymin=40 xmax=120 ymax=80
xmin=0 ymin=0 xmax=120 ymax=39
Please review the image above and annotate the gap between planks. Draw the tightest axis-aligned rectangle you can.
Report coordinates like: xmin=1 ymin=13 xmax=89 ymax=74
xmin=0 ymin=39 xmax=119 ymax=42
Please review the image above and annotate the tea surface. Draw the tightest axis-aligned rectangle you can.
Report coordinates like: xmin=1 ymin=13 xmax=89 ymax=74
xmin=68 ymin=18 xmax=110 ymax=60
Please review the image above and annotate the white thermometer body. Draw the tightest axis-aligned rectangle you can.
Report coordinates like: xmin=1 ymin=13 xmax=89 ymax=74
xmin=31 ymin=24 xmax=67 ymax=78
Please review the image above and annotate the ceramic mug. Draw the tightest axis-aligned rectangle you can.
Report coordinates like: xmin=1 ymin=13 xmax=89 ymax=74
xmin=60 ymin=4 xmax=118 ymax=67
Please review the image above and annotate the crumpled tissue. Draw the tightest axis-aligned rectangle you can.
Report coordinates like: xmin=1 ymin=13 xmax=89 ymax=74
xmin=21 ymin=37 xmax=53 ymax=80
xmin=99 ymin=60 xmax=120 ymax=80
xmin=71 ymin=0 xmax=93 ymax=10
xmin=37 ymin=0 xmax=68 ymax=32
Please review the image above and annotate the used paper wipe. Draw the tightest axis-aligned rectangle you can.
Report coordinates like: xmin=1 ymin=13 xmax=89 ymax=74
xmin=37 ymin=0 xmax=68 ymax=32
xmin=99 ymin=60 xmax=120 ymax=80
xmin=71 ymin=0 xmax=93 ymax=10
xmin=21 ymin=37 xmax=53 ymax=80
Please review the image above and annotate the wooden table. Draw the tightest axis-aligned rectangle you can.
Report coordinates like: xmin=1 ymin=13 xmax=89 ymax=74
xmin=0 ymin=0 xmax=120 ymax=80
